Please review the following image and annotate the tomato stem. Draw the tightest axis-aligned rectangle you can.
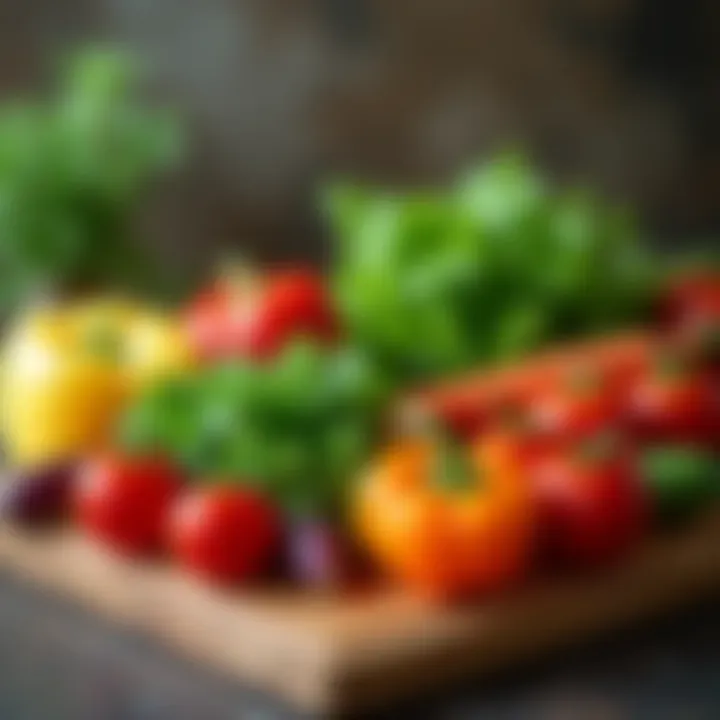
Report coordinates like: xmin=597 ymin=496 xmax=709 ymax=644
xmin=565 ymin=365 xmax=603 ymax=396
xmin=575 ymin=431 xmax=621 ymax=465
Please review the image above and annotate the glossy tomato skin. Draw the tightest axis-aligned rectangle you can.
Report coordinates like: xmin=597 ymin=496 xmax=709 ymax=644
xmin=530 ymin=448 xmax=649 ymax=568
xmin=482 ymin=413 xmax=550 ymax=472
xmin=75 ymin=455 xmax=183 ymax=557
xmin=628 ymin=363 xmax=719 ymax=445
xmin=185 ymin=269 xmax=338 ymax=362
xmin=168 ymin=486 xmax=280 ymax=586
xmin=660 ymin=272 xmax=720 ymax=330
xmin=528 ymin=367 xmax=627 ymax=444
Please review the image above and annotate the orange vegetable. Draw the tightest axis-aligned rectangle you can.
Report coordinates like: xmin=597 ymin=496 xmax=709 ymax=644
xmin=354 ymin=433 xmax=534 ymax=602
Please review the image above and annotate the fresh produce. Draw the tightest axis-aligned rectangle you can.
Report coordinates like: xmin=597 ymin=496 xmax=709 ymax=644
xmin=628 ymin=352 xmax=719 ymax=445
xmin=184 ymin=265 xmax=338 ymax=362
xmin=327 ymin=153 xmax=654 ymax=381
xmin=660 ymin=270 xmax=720 ymax=331
xmin=480 ymin=417 xmax=548 ymax=471
xmin=74 ymin=454 xmax=183 ymax=556
xmin=0 ymin=464 xmax=75 ymax=524
xmin=285 ymin=517 xmax=360 ymax=589
xmin=120 ymin=340 xmax=387 ymax=516
xmin=640 ymin=445 xmax=719 ymax=523
xmin=167 ymin=486 xmax=280 ymax=585
xmin=529 ymin=439 xmax=649 ymax=567
xmin=661 ymin=270 xmax=720 ymax=373
xmin=529 ymin=367 xmax=626 ymax=444
xmin=354 ymin=430 xmax=534 ymax=600
xmin=0 ymin=48 xmax=183 ymax=314
xmin=396 ymin=334 xmax=652 ymax=442
xmin=0 ymin=298 xmax=194 ymax=467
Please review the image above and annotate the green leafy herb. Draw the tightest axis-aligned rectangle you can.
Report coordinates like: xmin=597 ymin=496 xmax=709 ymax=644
xmin=641 ymin=445 xmax=720 ymax=523
xmin=118 ymin=341 xmax=389 ymax=516
xmin=326 ymin=152 xmax=656 ymax=382
xmin=0 ymin=46 xmax=183 ymax=313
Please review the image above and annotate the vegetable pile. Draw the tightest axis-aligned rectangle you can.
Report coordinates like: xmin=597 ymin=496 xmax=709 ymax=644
xmin=0 ymin=48 xmax=719 ymax=601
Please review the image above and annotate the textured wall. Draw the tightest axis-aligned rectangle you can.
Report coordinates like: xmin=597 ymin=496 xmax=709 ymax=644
xmin=0 ymin=0 xmax=718 ymax=269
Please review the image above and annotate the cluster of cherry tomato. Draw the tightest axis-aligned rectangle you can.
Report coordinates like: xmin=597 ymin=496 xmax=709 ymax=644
xmin=70 ymin=267 xmax=342 ymax=586
xmin=356 ymin=271 xmax=720 ymax=601
xmin=518 ymin=270 xmax=720 ymax=564
xmin=74 ymin=457 xmax=281 ymax=585
xmin=490 ymin=336 xmax=718 ymax=565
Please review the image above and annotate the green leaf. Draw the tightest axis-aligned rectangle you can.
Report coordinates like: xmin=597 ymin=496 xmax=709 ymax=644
xmin=117 ymin=340 xmax=388 ymax=517
xmin=0 ymin=45 xmax=185 ymax=312
xmin=329 ymin=151 xmax=658 ymax=380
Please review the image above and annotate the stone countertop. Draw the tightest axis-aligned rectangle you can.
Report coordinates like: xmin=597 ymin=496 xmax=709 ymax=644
xmin=0 ymin=571 xmax=718 ymax=719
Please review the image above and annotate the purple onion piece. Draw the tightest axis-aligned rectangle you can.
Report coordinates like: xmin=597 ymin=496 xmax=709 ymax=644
xmin=286 ymin=517 xmax=361 ymax=590
xmin=0 ymin=463 xmax=75 ymax=525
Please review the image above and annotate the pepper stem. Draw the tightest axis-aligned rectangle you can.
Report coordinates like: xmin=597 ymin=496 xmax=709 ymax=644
xmin=404 ymin=409 xmax=477 ymax=492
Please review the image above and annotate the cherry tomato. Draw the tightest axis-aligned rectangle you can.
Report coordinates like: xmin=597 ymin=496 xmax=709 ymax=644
xmin=168 ymin=486 xmax=280 ymax=586
xmin=660 ymin=271 xmax=720 ymax=330
xmin=530 ymin=440 xmax=649 ymax=568
xmin=529 ymin=366 xmax=626 ymax=444
xmin=185 ymin=266 xmax=338 ymax=362
xmin=481 ymin=399 xmax=551 ymax=470
xmin=660 ymin=272 xmax=720 ymax=376
xmin=629 ymin=353 xmax=719 ymax=445
xmin=75 ymin=455 xmax=183 ymax=557
xmin=429 ymin=397 xmax=490 ymax=440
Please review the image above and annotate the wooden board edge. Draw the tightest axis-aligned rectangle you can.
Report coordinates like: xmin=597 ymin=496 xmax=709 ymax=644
xmin=0 ymin=527 xmax=338 ymax=714
xmin=322 ymin=510 xmax=720 ymax=715
xmin=0 ymin=511 xmax=718 ymax=717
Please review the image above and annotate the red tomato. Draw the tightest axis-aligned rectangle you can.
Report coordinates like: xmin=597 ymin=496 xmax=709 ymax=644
xmin=528 ymin=366 xmax=626 ymax=444
xmin=675 ymin=312 xmax=720 ymax=379
xmin=629 ymin=354 xmax=719 ymax=445
xmin=168 ymin=486 xmax=280 ymax=585
xmin=185 ymin=267 xmax=338 ymax=362
xmin=530 ymin=442 xmax=649 ymax=568
xmin=482 ymin=424 xmax=549 ymax=473
xmin=661 ymin=272 xmax=720 ymax=377
xmin=660 ymin=271 xmax=720 ymax=330
xmin=75 ymin=455 xmax=183 ymax=557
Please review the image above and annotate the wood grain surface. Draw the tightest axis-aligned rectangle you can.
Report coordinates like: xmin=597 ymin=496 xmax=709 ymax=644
xmin=0 ymin=509 xmax=718 ymax=716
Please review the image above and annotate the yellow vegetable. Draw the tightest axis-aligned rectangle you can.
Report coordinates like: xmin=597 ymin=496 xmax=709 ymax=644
xmin=1 ymin=298 xmax=194 ymax=468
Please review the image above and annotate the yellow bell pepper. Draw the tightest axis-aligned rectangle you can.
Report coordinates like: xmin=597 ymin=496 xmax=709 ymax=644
xmin=1 ymin=297 xmax=194 ymax=468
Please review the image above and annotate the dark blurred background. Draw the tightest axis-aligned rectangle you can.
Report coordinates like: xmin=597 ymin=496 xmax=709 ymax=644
xmin=2 ymin=0 xmax=718 ymax=268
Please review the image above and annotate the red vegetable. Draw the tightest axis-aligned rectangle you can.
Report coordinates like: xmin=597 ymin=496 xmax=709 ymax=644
xmin=629 ymin=353 xmax=719 ymax=445
xmin=167 ymin=486 xmax=280 ymax=586
xmin=75 ymin=455 xmax=183 ymax=557
xmin=660 ymin=271 xmax=720 ymax=330
xmin=398 ymin=335 xmax=652 ymax=442
xmin=529 ymin=366 xmax=626 ymax=444
xmin=184 ymin=266 xmax=338 ymax=362
xmin=662 ymin=271 xmax=720 ymax=377
xmin=530 ymin=439 xmax=649 ymax=568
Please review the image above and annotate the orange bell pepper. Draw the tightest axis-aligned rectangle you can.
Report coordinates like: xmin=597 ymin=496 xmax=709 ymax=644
xmin=353 ymin=432 xmax=535 ymax=602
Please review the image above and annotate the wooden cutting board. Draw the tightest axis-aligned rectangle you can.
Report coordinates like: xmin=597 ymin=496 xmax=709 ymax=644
xmin=1 ymin=512 xmax=719 ymax=716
